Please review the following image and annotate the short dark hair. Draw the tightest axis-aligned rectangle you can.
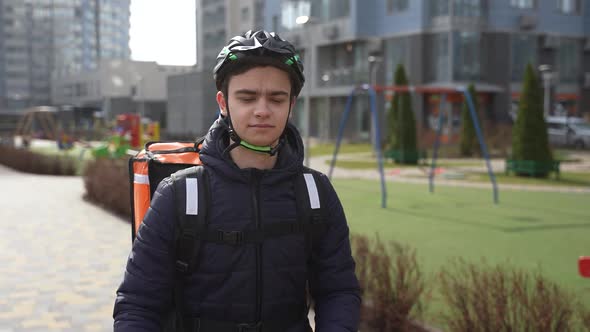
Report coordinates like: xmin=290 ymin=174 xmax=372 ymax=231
xmin=216 ymin=56 xmax=303 ymax=100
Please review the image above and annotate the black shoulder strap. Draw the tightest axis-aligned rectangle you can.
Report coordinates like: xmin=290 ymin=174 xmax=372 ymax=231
xmin=295 ymin=167 xmax=328 ymax=260
xmin=169 ymin=165 xmax=210 ymax=330
xmin=171 ymin=165 xmax=210 ymax=274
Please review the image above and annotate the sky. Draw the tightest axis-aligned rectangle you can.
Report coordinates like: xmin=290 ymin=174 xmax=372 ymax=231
xmin=129 ymin=1 xmax=196 ymax=66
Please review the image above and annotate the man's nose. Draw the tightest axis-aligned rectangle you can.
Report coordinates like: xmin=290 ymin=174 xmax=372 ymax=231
xmin=253 ymin=99 xmax=272 ymax=117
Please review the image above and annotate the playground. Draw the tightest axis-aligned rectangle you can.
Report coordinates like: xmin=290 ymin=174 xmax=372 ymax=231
xmin=11 ymin=106 xmax=161 ymax=160
xmin=331 ymin=177 xmax=590 ymax=325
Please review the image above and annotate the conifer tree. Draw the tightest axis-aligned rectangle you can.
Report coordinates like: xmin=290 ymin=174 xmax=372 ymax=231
xmin=511 ymin=63 xmax=552 ymax=176
xmin=387 ymin=64 xmax=417 ymax=164
xmin=460 ymin=84 xmax=481 ymax=157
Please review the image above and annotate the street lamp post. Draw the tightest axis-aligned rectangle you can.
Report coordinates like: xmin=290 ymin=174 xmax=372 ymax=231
xmin=538 ymin=64 xmax=554 ymax=117
xmin=296 ymin=15 xmax=315 ymax=167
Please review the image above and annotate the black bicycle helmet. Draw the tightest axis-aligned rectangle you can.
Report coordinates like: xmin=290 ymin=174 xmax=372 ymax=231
xmin=211 ymin=30 xmax=305 ymax=157
xmin=213 ymin=30 xmax=305 ymax=96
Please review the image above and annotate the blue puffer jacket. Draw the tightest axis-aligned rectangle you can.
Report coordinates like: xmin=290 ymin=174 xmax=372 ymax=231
xmin=114 ymin=119 xmax=361 ymax=331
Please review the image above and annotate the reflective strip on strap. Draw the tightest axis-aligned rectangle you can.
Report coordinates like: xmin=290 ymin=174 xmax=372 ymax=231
xmin=303 ymin=173 xmax=320 ymax=210
xmin=134 ymin=174 xmax=149 ymax=184
xmin=185 ymin=178 xmax=199 ymax=215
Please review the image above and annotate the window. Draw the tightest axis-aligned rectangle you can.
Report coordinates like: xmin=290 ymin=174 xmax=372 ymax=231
xmin=453 ymin=0 xmax=482 ymax=17
xmin=557 ymin=38 xmax=580 ymax=83
xmin=385 ymin=37 xmax=410 ymax=85
xmin=510 ymin=0 xmax=535 ymax=9
xmin=318 ymin=42 xmax=367 ymax=87
xmin=432 ymin=33 xmax=450 ymax=81
xmin=430 ymin=0 xmax=450 ymax=17
xmin=272 ymin=15 xmax=279 ymax=32
xmin=453 ymin=31 xmax=480 ymax=81
xmin=241 ymin=7 xmax=250 ymax=21
xmin=387 ymin=0 xmax=409 ymax=13
xmin=280 ymin=0 xmax=310 ymax=31
xmin=310 ymin=0 xmax=350 ymax=21
xmin=557 ymin=0 xmax=580 ymax=14
xmin=511 ymin=34 xmax=537 ymax=81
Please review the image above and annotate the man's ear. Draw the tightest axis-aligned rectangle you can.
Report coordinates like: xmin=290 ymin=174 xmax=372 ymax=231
xmin=216 ymin=91 xmax=227 ymax=116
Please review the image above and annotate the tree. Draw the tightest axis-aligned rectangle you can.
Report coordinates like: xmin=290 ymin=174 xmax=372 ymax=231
xmin=511 ymin=63 xmax=552 ymax=175
xmin=386 ymin=64 xmax=417 ymax=164
xmin=460 ymin=84 xmax=481 ymax=157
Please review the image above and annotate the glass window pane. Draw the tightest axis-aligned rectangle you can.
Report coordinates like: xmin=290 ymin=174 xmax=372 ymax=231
xmin=511 ymin=0 xmax=535 ymax=9
xmin=385 ymin=37 xmax=410 ymax=85
xmin=388 ymin=0 xmax=409 ymax=13
xmin=431 ymin=0 xmax=450 ymax=17
xmin=453 ymin=0 xmax=481 ymax=17
xmin=558 ymin=38 xmax=580 ymax=83
xmin=431 ymin=32 xmax=450 ymax=81
xmin=511 ymin=34 xmax=537 ymax=81
xmin=453 ymin=31 xmax=480 ymax=81
xmin=557 ymin=0 xmax=580 ymax=14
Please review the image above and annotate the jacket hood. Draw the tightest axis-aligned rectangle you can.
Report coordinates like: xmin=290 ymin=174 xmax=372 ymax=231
xmin=199 ymin=117 xmax=305 ymax=183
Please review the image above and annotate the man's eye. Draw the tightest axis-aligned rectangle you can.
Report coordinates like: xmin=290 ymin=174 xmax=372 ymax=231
xmin=239 ymin=98 xmax=255 ymax=102
xmin=271 ymin=99 xmax=285 ymax=104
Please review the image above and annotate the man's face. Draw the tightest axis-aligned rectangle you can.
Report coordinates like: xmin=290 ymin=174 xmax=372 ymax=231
xmin=217 ymin=66 xmax=294 ymax=148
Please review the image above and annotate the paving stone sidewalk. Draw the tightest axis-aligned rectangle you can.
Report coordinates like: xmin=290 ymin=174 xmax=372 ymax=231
xmin=0 ymin=165 xmax=130 ymax=331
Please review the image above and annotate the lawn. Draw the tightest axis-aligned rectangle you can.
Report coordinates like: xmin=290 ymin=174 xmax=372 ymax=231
xmin=332 ymin=179 xmax=590 ymax=326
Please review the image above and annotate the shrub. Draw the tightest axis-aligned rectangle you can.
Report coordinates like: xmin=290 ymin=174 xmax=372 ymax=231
xmin=0 ymin=145 xmax=77 ymax=176
xmin=83 ymin=158 xmax=131 ymax=218
xmin=351 ymin=234 xmax=428 ymax=331
xmin=439 ymin=259 xmax=582 ymax=331
xmin=511 ymin=63 xmax=552 ymax=176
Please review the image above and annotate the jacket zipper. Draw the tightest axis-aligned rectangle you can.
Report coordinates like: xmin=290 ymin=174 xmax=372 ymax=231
xmin=251 ymin=169 xmax=263 ymax=323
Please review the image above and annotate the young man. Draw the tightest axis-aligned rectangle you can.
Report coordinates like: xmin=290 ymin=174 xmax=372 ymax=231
xmin=113 ymin=30 xmax=360 ymax=332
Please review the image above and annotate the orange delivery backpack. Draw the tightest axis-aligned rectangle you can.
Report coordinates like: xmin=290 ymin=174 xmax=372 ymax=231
xmin=128 ymin=138 xmax=204 ymax=241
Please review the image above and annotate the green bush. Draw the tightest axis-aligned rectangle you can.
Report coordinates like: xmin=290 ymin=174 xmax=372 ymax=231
xmin=0 ymin=145 xmax=77 ymax=176
xmin=460 ymin=84 xmax=481 ymax=157
xmin=387 ymin=64 xmax=418 ymax=165
xmin=511 ymin=63 xmax=552 ymax=177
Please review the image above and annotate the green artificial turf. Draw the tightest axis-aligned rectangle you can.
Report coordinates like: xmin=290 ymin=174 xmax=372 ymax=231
xmin=332 ymin=179 xmax=590 ymax=325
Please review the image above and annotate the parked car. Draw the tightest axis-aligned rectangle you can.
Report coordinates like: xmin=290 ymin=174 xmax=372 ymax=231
xmin=546 ymin=116 xmax=590 ymax=149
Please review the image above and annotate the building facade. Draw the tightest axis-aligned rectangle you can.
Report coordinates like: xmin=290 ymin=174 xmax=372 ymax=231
xmin=0 ymin=0 xmax=130 ymax=111
xmin=52 ymin=59 xmax=191 ymax=128
xmin=168 ymin=0 xmax=589 ymax=142
xmin=167 ymin=0 xmax=266 ymax=137
xmin=271 ymin=0 xmax=590 ymax=143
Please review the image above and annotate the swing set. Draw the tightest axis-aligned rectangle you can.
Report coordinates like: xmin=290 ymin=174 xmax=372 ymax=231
xmin=328 ymin=84 xmax=499 ymax=208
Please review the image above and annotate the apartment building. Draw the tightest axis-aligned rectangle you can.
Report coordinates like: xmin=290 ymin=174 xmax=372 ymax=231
xmin=167 ymin=0 xmax=589 ymax=142
xmin=273 ymin=0 xmax=589 ymax=142
xmin=0 ymin=0 xmax=130 ymax=111
xmin=167 ymin=0 xmax=266 ymax=137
